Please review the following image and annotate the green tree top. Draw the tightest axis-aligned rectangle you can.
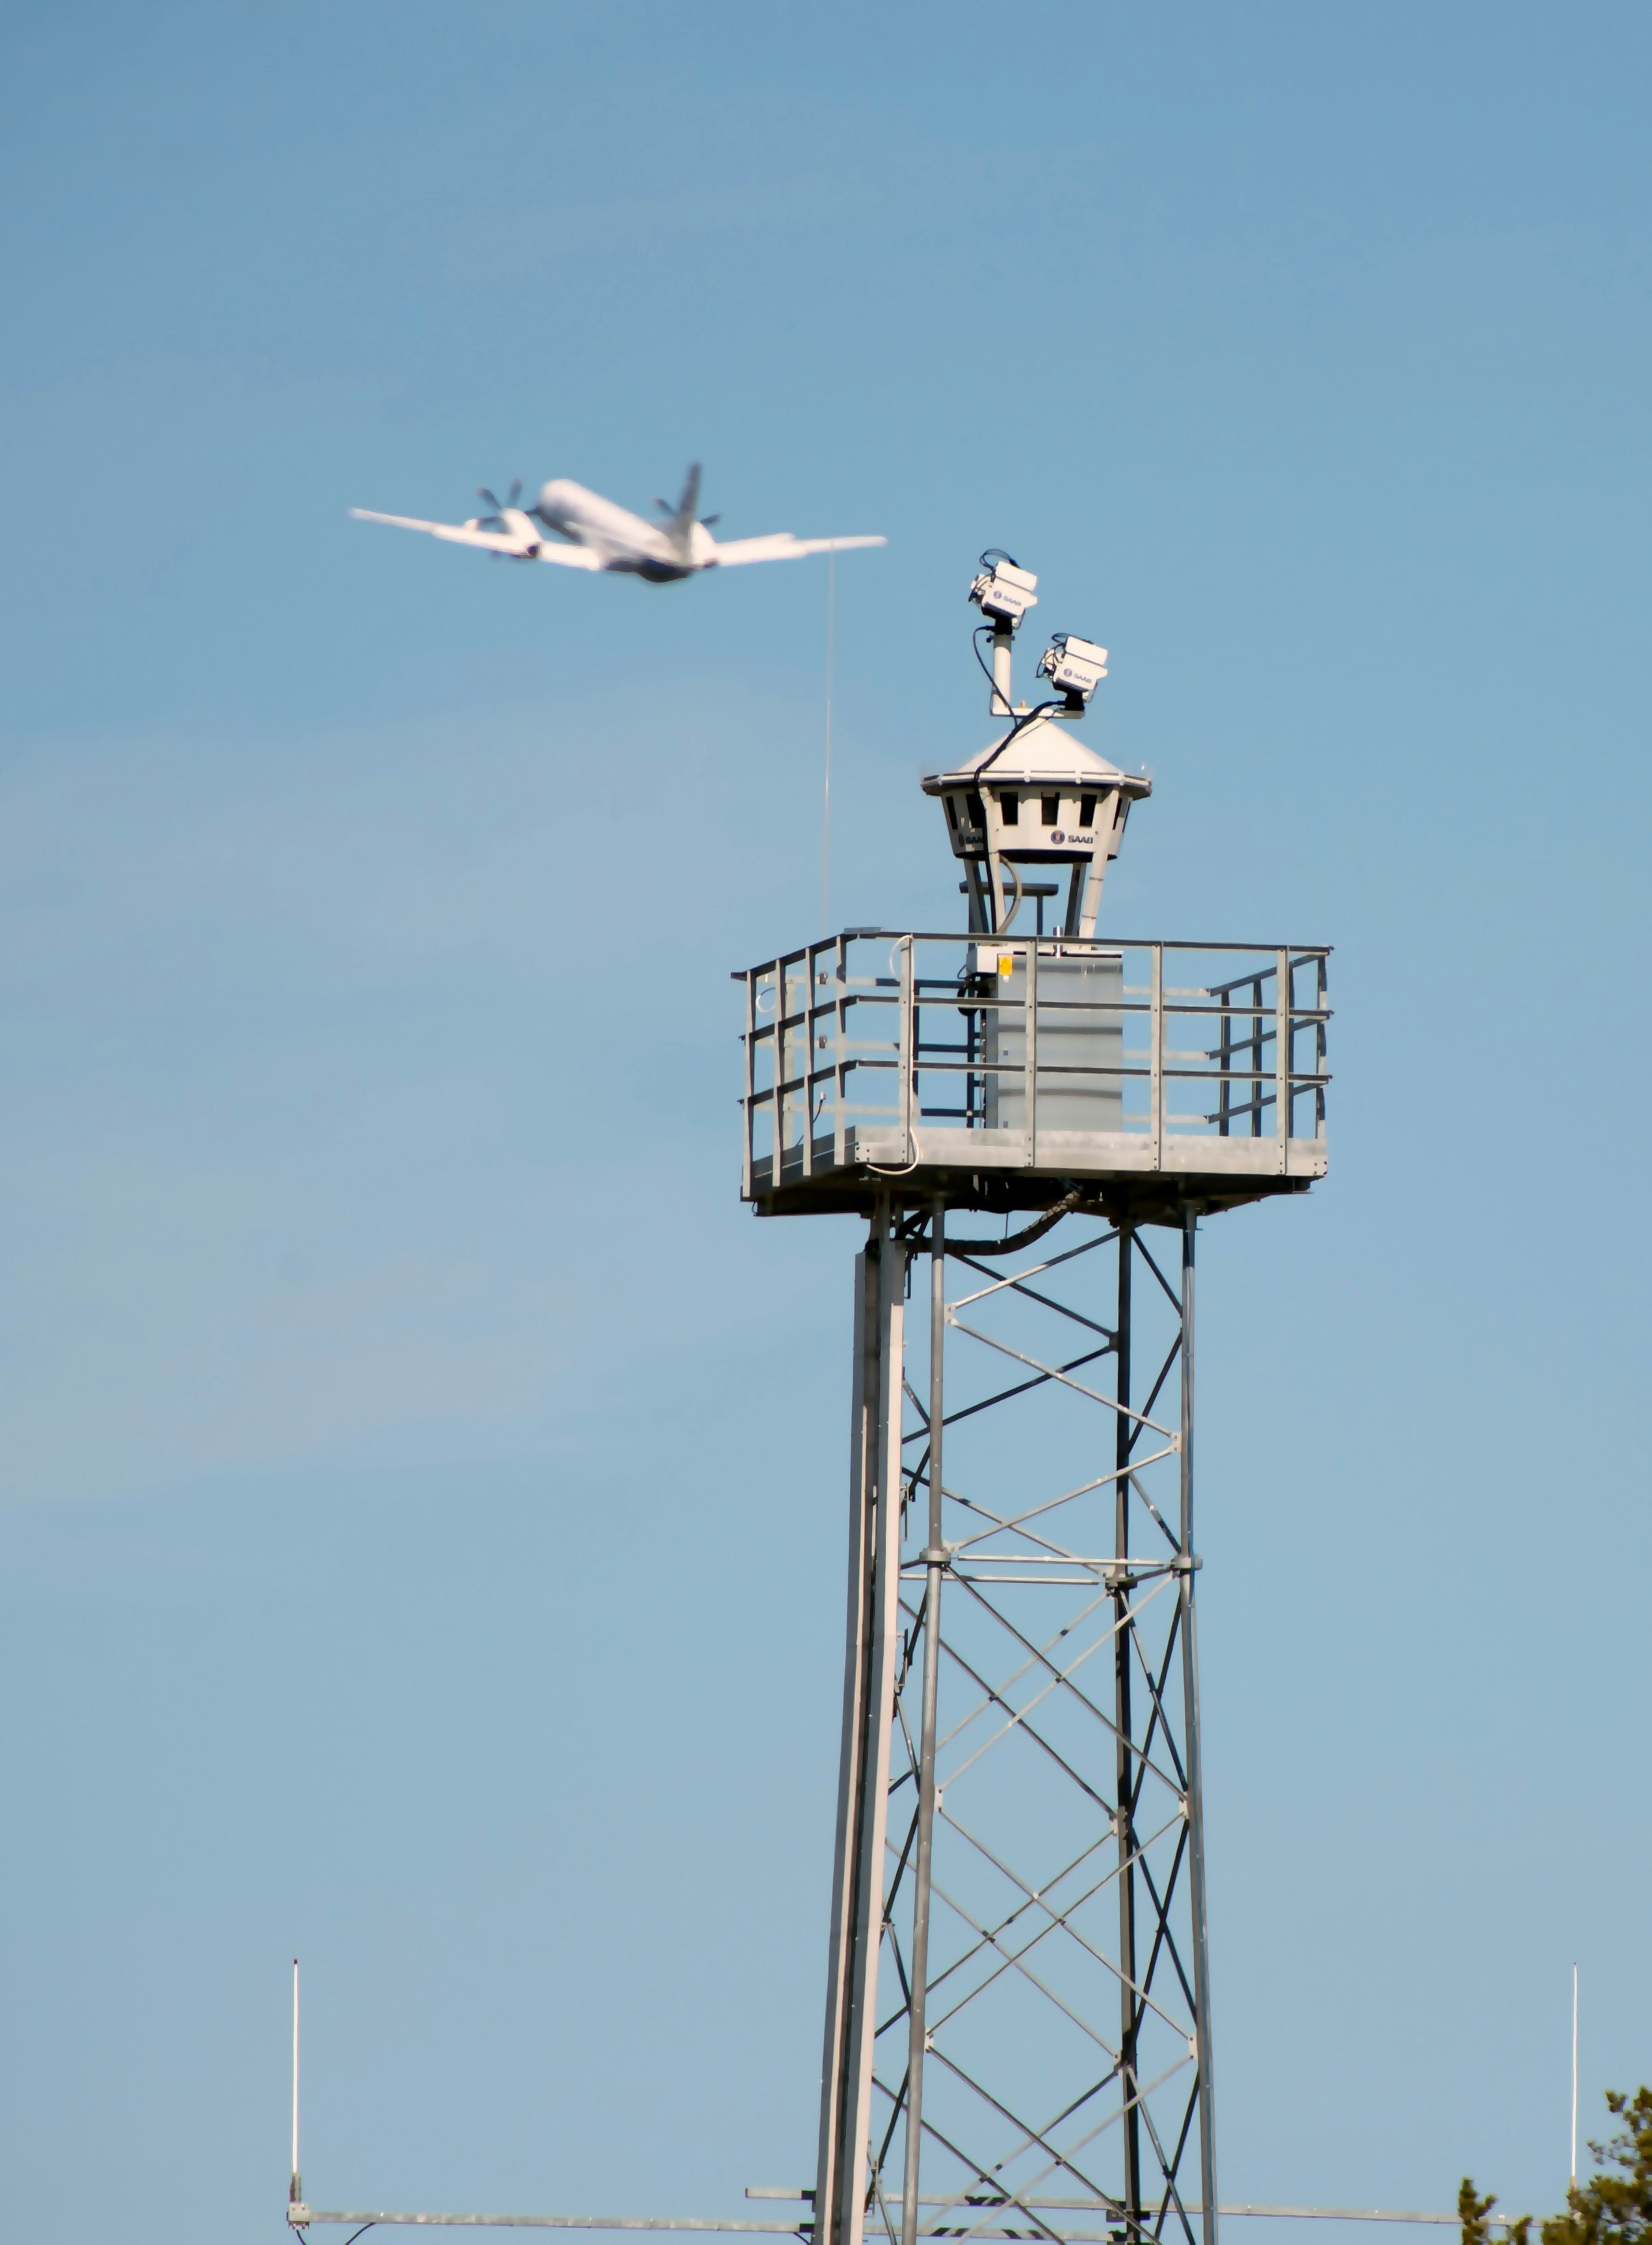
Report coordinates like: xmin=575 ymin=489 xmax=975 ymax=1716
xmin=1462 ymin=2088 xmax=1652 ymax=2245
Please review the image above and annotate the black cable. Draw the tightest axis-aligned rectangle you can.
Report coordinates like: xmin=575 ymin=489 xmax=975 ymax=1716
xmin=971 ymin=624 xmax=1066 ymax=743
xmin=944 ymin=1187 xmax=1093 ymax=1257
xmin=972 ymin=623 xmax=1005 ymax=704
xmin=975 ymin=694 xmax=1066 ymax=777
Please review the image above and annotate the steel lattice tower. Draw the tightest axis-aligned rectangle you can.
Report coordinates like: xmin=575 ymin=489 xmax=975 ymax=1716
xmin=737 ymin=558 xmax=1330 ymax=2245
xmin=813 ymin=1201 xmax=1211 ymax=2245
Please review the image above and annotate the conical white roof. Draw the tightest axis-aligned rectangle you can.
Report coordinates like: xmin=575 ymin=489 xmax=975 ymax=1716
xmin=922 ymin=708 xmax=1150 ymax=796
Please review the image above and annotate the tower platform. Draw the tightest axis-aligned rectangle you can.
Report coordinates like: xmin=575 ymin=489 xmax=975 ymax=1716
xmin=738 ymin=927 xmax=1330 ymax=1222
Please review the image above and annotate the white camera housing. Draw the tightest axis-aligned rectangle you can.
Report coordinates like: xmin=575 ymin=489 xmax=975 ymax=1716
xmin=968 ymin=559 xmax=1040 ymax=629
xmin=1036 ymin=632 xmax=1109 ymax=702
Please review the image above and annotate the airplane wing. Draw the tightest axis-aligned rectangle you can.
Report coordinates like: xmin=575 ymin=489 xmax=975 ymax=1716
xmin=534 ymin=541 xmax=603 ymax=569
xmin=349 ymin=508 xmax=602 ymax=569
xmin=708 ymin=533 xmax=886 ymax=567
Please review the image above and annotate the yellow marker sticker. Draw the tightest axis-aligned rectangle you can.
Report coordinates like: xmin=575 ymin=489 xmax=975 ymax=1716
xmin=998 ymin=953 xmax=1014 ymax=979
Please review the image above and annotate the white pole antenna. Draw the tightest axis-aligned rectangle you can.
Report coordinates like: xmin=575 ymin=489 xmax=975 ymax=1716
xmin=1571 ymin=1962 xmax=1579 ymax=2191
xmin=821 ymin=543 xmax=836 ymax=937
xmin=292 ymin=1957 xmax=302 ymax=2205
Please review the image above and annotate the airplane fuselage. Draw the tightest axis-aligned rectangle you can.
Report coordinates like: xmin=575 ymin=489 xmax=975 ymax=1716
xmin=534 ymin=478 xmax=710 ymax=581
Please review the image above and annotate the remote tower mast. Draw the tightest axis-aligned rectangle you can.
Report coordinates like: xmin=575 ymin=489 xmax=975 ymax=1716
xmin=736 ymin=556 xmax=1330 ymax=2245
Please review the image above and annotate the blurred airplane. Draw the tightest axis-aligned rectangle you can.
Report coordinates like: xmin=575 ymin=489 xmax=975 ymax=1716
xmin=350 ymin=463 xmax=884 ymax=583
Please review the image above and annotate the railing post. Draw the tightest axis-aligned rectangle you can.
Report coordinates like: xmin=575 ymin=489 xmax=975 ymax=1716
xmin=1274 ymin=948 xmax=1291 ymax=1175
xmin=1025 ymin=936 xmax=1040 ymax=1168
xmin=803 ymin=944 xmax=818 ymax=1181
xmin=1149 ymin=944 xmax=1164 ymax=1164
xmin=1217 ymin=986 xmax=1232 ymax=1139
xmin=898 ymin=937 xmax=915 ymax=1164
xmin=743 ymin=968 xmax=756 ymax=1199
xmin=834 ymin=936 xmax=849 ymax=1171
xmin=776 ymin=966 xmax=790 ymax=1168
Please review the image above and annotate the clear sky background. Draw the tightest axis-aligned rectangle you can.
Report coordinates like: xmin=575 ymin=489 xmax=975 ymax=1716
xmin=1 ymin=7 xmax=1649 ymax=2244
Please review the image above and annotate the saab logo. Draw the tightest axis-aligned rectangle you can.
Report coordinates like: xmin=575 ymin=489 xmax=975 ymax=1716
xmin=1050 ymin=830 xmax=1064 ymax=843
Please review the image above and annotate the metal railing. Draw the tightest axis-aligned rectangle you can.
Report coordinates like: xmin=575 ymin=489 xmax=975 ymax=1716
xmin=737 ymin=929 xmax=1330 ymax=1190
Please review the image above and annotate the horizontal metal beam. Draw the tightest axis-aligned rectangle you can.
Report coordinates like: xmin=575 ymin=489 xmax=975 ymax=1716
xmin=1217 ymin=2214 xmax=1501 ymax=2230
xmin=746 ymin=2201 xmax=1510 ymax=2231
xmin=291 ymin=2203 xmax=1513 ymax=2235
xmin=289 ymin=2218 xmax=809 ymax=2235
xmin=740 ymin=934 xmax=1332 ymax=959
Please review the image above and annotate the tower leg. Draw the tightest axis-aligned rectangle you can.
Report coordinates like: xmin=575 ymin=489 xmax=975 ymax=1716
xmin=900 ymin=1200 xmax=947 ymax=2245
xmin=1115 ymin=1225 xmax=1142 ymax=2232
xmin=816 ymin=1203 xmax=907 ymax=2245
xmin=1178 ymin=1213 xmax=1219 ymax=2245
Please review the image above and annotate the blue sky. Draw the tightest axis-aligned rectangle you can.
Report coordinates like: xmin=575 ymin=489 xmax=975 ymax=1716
xmin=1 ymin=6 xmax=1649 ymax=2244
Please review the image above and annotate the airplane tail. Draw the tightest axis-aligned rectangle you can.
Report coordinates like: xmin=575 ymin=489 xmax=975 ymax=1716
xmin=670 ymin=462 xmax=701 ymax=554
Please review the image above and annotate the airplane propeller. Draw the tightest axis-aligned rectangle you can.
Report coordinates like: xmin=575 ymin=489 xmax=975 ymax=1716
xmin=476 ymin=480 xmax=524 ymax=519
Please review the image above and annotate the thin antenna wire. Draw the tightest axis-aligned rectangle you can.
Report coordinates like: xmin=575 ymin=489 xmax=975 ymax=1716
xmin=821 ymin=543 xmax=836 ymax=936
xmin=1571 ymin=1962 xmax=1579 ymax=2190
xmin=292 ymin=1957 xmax=302 ymax=2203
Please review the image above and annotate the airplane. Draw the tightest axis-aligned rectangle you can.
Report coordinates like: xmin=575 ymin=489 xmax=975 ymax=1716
xmin=350 ymin=463 xmax=885 ymax=584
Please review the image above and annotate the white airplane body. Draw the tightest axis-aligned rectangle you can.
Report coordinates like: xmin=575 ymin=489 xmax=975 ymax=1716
xmin=351 ymin=463 xmax=883 ymax=584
